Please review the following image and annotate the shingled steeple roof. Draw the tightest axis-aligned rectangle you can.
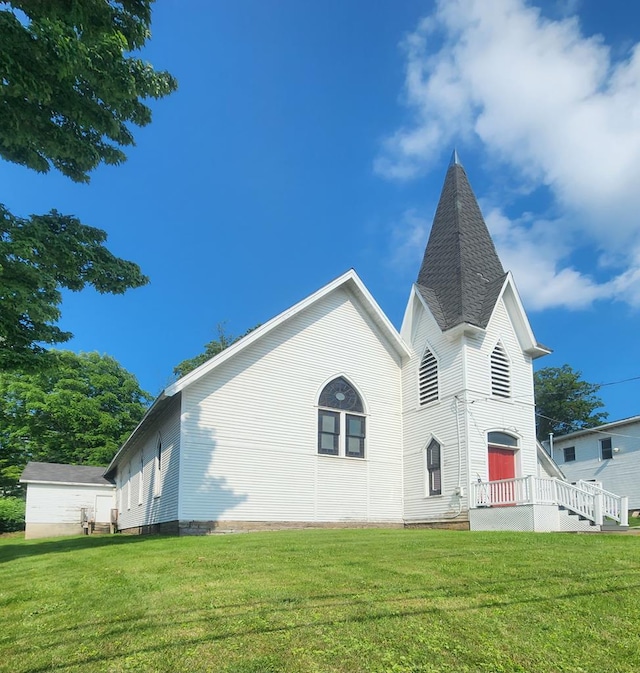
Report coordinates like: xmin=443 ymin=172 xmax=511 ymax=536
xmin=416 ymin=153 xmax=507 ymax=332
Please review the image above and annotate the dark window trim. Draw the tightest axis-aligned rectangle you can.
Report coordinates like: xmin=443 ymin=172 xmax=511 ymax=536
xmin=600 ymin=437 xmax=613 ymax=460
xmin=318 ymin=410 xmax=340 ymax=455
xmin=317 ymin=377 xmax=366 ymax=459
xmin=426 ymin=439 xmax=442 ymax=496
xmin=345 ymin=414 xmax=365 ymax=459
xmin=563 ymin=446 xmax=576 ymax=462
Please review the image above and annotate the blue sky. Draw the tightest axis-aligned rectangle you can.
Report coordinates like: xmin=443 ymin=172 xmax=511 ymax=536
xmin=3 ymin=0 xmax=640 ymax=422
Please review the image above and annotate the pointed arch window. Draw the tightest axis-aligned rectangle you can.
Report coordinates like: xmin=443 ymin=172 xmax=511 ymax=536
xmin=425 ymin=439 xmax=442 ymax=496
xmin=318 ymin=377 xmax=366 ymax=459
xmin=419 ymin=347 xmax=439 ymax=405
xmin=491 ymin=342 xmax=510 ymax=398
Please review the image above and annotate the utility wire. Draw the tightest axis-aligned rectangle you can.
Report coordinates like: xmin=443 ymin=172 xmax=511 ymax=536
xmin=598 ymin=374 xmax=640 ymax=388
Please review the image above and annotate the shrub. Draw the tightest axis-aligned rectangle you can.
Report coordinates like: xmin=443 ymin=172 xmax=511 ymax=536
xmin=0 ymin=496 xmax=26 ymax=532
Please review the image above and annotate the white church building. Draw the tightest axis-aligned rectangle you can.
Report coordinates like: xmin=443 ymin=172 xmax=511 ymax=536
xmin=21 ymin=155 xmax=629 ymax=537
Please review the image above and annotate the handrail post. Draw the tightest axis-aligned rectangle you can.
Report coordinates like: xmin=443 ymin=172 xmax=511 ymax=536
xmin=594 ymin=493 xmax=604 ymax=526
xmin=527 ymin=475 xmax=537 ymax=505
xmin=621 ymin=496 xmax=629 ymax=527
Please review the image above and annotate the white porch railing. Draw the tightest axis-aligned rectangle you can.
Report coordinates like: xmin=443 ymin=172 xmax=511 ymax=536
xmin=472 ymin=476 xmax=629 ymax=527
xmin=576 ymin=480 xmax=629 ymax=526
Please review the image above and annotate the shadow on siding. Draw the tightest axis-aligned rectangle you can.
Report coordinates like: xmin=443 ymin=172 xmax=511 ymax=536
xmin=183 ymin=412 xmax=249 ymax=524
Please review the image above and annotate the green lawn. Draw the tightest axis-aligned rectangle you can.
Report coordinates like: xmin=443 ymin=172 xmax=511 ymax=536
xmin=1 ymin=529 xmax=639 ymax=673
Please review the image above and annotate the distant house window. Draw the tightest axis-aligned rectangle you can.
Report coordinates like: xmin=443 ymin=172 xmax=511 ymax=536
xmin=419 ymin=347 xmax=438 ymax=405
xmin=425 ymin=439 xmax=442 ymax=496
xmin=491 ymin=342 xmax=510 ymax=398
xmin=563 ymin=446 xmax=576 ymax=462
xmin=600 ymin=438 xmax=613 ymax=460
xmin=318 ymin=377 xmax=366 ymax=459
xmin=154 ymin=436 xmax=162 ymax=497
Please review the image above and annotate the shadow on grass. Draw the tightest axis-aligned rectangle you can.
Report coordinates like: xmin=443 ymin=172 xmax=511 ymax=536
xmin=15 ymin=576 xmax=640 ymax=673
xmin=0 ymin=533 xmax=153 ymax=564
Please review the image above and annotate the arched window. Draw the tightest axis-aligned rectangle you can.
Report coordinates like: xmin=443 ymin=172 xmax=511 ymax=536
xmin=425 ymin=439 xmax=442 ymax=496
xmin=318 ymin=377 xmax=366 ymax=459
xmin=419 ymin=347 xmax=438 ymax=405
xmin=487 ymin=431 xmax=518 ymax=447
xmin=491 ymin=342 xmax=510 ymax=398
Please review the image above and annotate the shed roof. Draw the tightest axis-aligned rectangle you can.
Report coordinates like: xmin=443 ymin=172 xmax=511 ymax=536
xmin=20 ymin=462 xmax=114 ymax=486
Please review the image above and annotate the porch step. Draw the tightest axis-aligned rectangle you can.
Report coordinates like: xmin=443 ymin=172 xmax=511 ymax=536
xmin=559 ymin=506 xmax=597 ymax=525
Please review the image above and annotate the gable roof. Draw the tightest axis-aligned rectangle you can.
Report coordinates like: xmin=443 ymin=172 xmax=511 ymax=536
xmin=553 ymin=415 xmax=640 ymax=442
xmin=20 ymin=461 xmax=114 ymax=487
xmin=165 ymin=269 xmax=411 ymax=396
xmin=106 ymin=270 xmax=411 ymax=471
xmin=417 ymin=152 xmax=507 ymax=332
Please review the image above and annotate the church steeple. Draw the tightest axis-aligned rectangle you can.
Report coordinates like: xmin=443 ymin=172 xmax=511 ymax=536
xmin=416 ymin=152 xmax=506 ymax=332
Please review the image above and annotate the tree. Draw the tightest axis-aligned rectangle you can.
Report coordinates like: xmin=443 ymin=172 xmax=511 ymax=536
xmin=0 ymin=350 xmax=152 ymax=495
xmin=0 ymin=0 xmax=175 ymax=368
xmin=173 ymin=324 xmax=260 ymax=379
xmin=534 ymin=365 xmax=608 ymax=441
xmin=0 ymin=207 xmax=148 ymax=370
xmin=0 ymin=0 xmax=177 ymax=183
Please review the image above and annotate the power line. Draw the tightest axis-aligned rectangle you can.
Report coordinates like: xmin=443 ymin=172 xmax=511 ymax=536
xmin=598 ymin=374 xmax=640 ymax=388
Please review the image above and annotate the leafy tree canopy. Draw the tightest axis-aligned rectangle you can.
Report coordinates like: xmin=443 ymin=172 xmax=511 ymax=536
xmin=0 ymin=0 xmax=177 ymax=182
xmin=0 ymin=206 xmax=148 ymax=370
xmin=534 ymin=365 xmax=608 ymax=441
xmin=173 ymin=324 xmax=260 ymax=379
xmin=0 ymin=350 xmax=152 ymax=495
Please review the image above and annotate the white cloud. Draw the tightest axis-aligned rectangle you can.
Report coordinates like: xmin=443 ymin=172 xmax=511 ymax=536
xmin=387 ymin=209 xmax=431 ymax=270
xmin=379 ymin=0 xmax=640 ymax=310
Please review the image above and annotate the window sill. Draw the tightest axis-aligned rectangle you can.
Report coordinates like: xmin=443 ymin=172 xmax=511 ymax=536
xmin=317 ymin=454 xmax=367 ymax=462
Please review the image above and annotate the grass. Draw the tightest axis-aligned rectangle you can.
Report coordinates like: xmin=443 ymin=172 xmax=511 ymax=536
xmin=1 ymin=529 xmax=639 ymax=673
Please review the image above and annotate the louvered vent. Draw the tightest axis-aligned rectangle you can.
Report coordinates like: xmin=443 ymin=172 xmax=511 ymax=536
xmin=419 ymin=348 xmax=438 ymax=405
xmin=491 ymin=343 xmax=510 ymax=398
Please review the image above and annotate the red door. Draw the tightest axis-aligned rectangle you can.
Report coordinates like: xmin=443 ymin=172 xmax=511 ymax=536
xmin=488 ymin=446 xmax=516 ymax=505
xmin=488 ymin=446 xmax=515 ymax=481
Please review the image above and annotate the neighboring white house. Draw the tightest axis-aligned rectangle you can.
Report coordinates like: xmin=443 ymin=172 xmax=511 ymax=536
xmin=20 ymin=155 xmax=630 ymax=536
xmin=551 ymin=416 xmax=640 ymax=510
xmin=20 ymin=462 xmax=115 ymax=539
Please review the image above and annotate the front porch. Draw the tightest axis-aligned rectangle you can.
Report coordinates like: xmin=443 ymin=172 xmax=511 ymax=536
xmin=469 ymin=476 xmax=629 ymax=532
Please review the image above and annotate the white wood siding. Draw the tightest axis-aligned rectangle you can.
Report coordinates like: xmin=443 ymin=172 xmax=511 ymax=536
xmin=179 ymin=286 xmax=404 ymax=523
xmin=115 ymin=396 xmax=181 ymax=529
xmin=464 ymin=299 xmax=538 ymax=484
xmin=401 ymin=292 xmax=539 ymax=522
xmin=402 ymin=296 xmax=468 ymax=522
xmin=25 ymin=483 xmax=114 ymax=524
xmin=553 ymin=423 xmax=640 ymax=508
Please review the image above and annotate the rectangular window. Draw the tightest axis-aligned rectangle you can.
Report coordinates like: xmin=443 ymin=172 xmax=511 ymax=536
xmin=138 ymin=454 xmax=144 ymax=505
xmin=318 ymin=410 xmax=339 ymax=455
xmin=600 ymin=437 xmax=613 ymax=460
xmin=127 ymin=464 xmax=131 ymax=510
xmin=345 ymin=415 xmax=365 ymax=458
xmin=563 ymin=446 xmax=575 ymax=462
xmin=426 ymin=440 xmax=442 ymax=496
xmin=154 ymin=440 xmax=162 ymax=497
